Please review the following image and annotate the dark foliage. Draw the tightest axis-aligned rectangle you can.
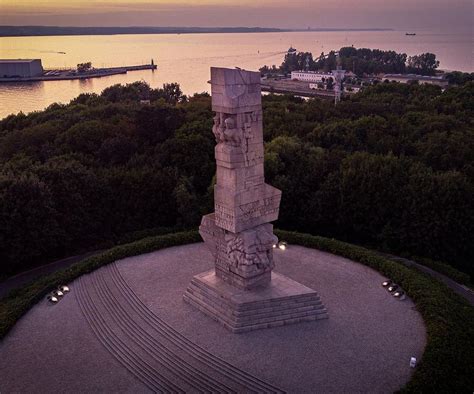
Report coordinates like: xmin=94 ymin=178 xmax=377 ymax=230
xmin=261 ymin=47 xmax=440 ymax=77
xmin=0 ymin=81 xmax=473 ymax=280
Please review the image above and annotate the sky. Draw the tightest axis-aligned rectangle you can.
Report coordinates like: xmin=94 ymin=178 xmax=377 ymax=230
xmin=1 ymin=0 xmax=472 ymax=31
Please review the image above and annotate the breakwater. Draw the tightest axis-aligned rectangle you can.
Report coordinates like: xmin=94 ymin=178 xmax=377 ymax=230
xmin=0 ymin=64 xmax=157 ymax=83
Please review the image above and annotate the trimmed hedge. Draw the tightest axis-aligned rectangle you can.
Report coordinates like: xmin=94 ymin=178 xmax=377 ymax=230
xmin=1 ymin=229 xmax=473 ymax=392
xmin=275 ymin=230 xmax=474 ymax=393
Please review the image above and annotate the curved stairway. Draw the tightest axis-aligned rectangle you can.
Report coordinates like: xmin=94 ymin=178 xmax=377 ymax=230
xmin=75 ymin=263 xmax=284 ymax=393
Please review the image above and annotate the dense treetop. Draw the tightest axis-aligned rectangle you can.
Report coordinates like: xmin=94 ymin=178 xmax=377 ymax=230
xmin=261 ymin=47 xmax=448 ymax=76
xmin=0 ymin=80 xmax=473 ymax=278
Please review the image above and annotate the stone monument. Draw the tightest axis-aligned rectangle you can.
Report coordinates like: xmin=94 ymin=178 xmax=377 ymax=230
xmin=184 ymin=67 xmax=328 ymax=333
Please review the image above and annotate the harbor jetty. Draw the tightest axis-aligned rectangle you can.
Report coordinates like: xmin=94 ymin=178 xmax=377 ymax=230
xmin=0 ymin=59 xmax=157 ymax=83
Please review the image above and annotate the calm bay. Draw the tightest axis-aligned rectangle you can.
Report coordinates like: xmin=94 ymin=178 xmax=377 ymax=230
xmin=0 ymin=29 xmax=472 ymax=119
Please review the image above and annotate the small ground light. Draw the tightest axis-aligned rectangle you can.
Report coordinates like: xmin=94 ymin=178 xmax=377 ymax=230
xmin=387 ymin=284 xmax=399 ymax=292
xmin=47 ymin=285 xmax=70 ymax=304
xmin=382 ymin=280 xmax=392 ymax=287
xmin=273 ymin=244 xmax=277 ymax=248
xmin=410 ymin=357 xmax=417 ymax=368
xmin=278 ymin=241 xmax=288 ymax=251
xmin=393 ymin=290 xmax=405 ymax=300
xmin=47 ymin=295 xmax=58 ymax=303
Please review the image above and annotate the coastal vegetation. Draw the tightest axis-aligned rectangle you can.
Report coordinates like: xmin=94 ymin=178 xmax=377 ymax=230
xmin=261 ymin=47 xmax=441 ymax=76
xmin=76 ymin=62 xmax=93 ymax=73
xmin=0 ymin=80 xmax=473 ymax=281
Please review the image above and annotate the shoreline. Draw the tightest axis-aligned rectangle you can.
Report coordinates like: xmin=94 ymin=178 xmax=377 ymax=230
xmin=0 ymin=26 xmax=393 ymax=38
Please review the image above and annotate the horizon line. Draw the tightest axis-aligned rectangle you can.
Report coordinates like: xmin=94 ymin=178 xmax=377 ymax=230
xmin=0 ymin=25 xmax=395 ymax=38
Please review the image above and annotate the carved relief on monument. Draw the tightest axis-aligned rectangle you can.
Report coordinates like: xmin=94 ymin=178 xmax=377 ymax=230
xmin=199 ymin=213 xmax=277 ymax=288
xmin=224 ymin=224 xmax=277 ymax=276
xmin=212 ymin=114 xmax=224 ymax=144
xmin=223 ymin=117 xmax=242 ymax=147
xmin=212 ymin=112 xmax=257 ymax=154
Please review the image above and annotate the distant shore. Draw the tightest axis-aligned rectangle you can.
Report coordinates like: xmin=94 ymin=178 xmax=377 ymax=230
xmin=0 ymin=26 xmax=393 ymax=37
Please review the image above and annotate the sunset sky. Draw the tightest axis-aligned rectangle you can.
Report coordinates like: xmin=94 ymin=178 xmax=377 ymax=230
xmin=1 ymin=0 xmax=472 ymax=30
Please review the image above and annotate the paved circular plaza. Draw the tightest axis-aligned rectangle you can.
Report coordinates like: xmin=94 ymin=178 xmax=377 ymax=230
xmin=0 ymin=243 xmax=426 ymax=393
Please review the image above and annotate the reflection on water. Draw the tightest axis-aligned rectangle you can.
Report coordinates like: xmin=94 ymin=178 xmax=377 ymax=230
xmin=0 ymin=30 xmax=472 ymax=119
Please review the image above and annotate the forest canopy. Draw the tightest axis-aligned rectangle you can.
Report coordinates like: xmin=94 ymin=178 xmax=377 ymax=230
xmin=0 ymin=80 xmax=473 ymax=279
xmin=261 ymin=47 xmax=443 ymax=76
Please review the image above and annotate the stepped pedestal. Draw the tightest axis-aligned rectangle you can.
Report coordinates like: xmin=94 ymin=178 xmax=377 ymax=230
xmin=184 ymin=271 xmax=328 ymax=333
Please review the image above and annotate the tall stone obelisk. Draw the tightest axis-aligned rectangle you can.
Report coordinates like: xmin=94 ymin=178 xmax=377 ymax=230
xmin=184 ymin=67 xmax=328 ymax=333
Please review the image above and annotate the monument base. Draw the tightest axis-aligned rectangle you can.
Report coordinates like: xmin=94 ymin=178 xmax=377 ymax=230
xmin=183 ymin=270 xmax=328 ymax=333
xmin=215 ymin=267 xmax=271 ymax=290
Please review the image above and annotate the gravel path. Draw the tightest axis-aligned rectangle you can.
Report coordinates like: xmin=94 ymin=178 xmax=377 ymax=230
xmin=0 ymin=243 xmax=426 ymax=393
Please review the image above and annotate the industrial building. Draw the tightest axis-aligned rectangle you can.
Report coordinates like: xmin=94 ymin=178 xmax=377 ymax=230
xmin=0 ymin=59 xmax=44 ymax=78
xmin=383 ymin=74 xmax=448 ymax=88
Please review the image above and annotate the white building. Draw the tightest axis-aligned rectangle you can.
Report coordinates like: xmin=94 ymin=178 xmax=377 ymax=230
xmin=383 ymin=74 xmax=448 ymax=88
xmin=291 ymin=70 xmax=333 ymax=83
xmin=0 ymin=59 xmax=44 ymax=78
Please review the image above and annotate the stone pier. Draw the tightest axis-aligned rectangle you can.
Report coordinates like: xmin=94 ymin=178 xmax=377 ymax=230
xmin=184 ymin=67 xmax=328 ymax=332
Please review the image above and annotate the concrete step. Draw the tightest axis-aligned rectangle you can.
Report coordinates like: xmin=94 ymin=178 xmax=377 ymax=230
xmin=186 ymin=282 xmax=324 ymax=317
xmin=183 ymin=287 xmax=328 ymax=330
xmin=184 ymin=291 xmax=328 ymax=334
xmin=189 ymin=277 xmax=322 ymax=312
xmin=184 ymin=272 xmax=329 ymax=334
xmin=185 ymin=284 xmax=325 ymax=322
xmin=233 ymin=314 xmax=328 ymax=334
xmin=232 ymin=308 xmax=328 ymax=328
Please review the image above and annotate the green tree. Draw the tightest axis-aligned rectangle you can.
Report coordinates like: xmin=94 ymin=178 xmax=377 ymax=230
xmin=76 ymin=62 xmax=92 ymax=73
xmin=407 ymin=53 xmax=439 ymax=75
xmin=1 ymin=80 xmax=473 ymax=280
xmin=0 ymin=173 xmax=62 ymax=273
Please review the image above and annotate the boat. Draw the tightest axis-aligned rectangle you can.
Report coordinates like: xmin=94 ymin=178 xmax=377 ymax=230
xmin=287 ymin=46 xmax=297 ymax=54
xmin=405 ymin=33 xmax=416 ymax=36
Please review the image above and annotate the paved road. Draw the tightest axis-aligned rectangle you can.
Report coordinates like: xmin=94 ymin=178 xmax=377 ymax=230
xmin=0 ymin=250 xmax=102 ymax=299
xmin=380 ymin=253 xmax=474 ymax=306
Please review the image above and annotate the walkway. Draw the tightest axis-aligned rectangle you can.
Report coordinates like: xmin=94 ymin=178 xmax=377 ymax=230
xmin=0 ymin=244 xmax=426 ymax=392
